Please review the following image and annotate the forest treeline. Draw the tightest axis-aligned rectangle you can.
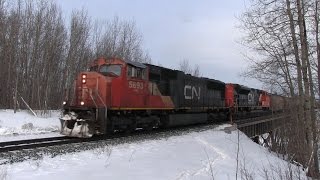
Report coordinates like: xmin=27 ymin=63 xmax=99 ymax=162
xmin=240 ymin=0 xmax=320 ymax=177
xmin=0 ymin=0 xmax=151 ymax=110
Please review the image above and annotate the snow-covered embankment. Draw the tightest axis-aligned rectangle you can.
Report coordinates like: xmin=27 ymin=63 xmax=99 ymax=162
xmin=1 ymin=122 xmax=307 ymax=180
xmin=0 ymin=110 xmax=61 ymax=142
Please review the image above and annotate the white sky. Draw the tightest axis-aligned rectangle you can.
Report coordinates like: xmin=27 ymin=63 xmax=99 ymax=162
xmin=56 ymin=0 xmax=262 ymax=89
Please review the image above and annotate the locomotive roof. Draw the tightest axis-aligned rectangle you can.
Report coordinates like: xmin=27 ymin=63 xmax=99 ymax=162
xmin=144 ymin=63 xmax=182 ymax=73
xmin=203 ymin=78 xmax=225 ymax=85
xmin=125 ymin=60 xmax=147 ymax=69
xmin=92 ymin=57 xmax=147 ymax=69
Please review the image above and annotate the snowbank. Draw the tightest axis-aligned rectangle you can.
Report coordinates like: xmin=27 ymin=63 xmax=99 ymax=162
xmin=2 ymin=125 xmax=307 ymax=180
xmin=0 ymin=110 xmax=61 ymax=141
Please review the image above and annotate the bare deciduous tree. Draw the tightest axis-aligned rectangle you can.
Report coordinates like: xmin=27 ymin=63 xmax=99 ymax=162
xmin=179 ymin=59 xmax=201 ymax=77
xmin=92 ymin=16 xmax=151 ymax=63
xmin=0 ymin=0 xmax=151 ymax=111
xmin=239 ymin=0 xmax=319 ymax=176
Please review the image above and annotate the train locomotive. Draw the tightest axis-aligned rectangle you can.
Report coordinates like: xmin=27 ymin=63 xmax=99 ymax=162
xmin=60 ymin=57 xmax=273 ymax=138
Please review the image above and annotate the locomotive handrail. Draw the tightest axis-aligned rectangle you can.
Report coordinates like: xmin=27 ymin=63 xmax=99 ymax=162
xmin=89 ymin=92 xmax=98 ymax=108
xmin=94 ymin=78 xmax=107 ymax=109
xmin=95 ymin=89 xmax=107 ymax=109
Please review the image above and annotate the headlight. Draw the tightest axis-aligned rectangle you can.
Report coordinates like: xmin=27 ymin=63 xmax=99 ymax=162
xmin=82 ymin=74 xmax=87 ymax=84
xmin=80 ymin=101 xmax=85 ymax=105
xmin=62 ymin=101 xmax=67 ymax=105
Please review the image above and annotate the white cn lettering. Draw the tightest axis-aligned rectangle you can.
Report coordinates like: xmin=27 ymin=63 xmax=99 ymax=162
xmin=184 ymin=85 xmax=192 ymax=100
xmin=192 ymin=87 xmax=201 ymax=100
xmin=248 ymin=93 xmax=253 ymax=102
xmin=184 ymin=85 xmax=201 ymax=100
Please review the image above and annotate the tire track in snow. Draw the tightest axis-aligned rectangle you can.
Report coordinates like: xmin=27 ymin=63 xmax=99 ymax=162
xmin=195 ymin=137 xmax=228 ymax=160
xmin=176 ymin=137 xmax=229 ymax=179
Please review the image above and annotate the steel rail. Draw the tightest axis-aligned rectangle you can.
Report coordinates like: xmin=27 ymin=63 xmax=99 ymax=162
xmin=0 ymin=136 xmax=101 ymax=152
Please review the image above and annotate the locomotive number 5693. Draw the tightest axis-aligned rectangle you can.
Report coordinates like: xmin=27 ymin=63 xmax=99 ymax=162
xmin=128 ymin=81 xmax=144 ymax=90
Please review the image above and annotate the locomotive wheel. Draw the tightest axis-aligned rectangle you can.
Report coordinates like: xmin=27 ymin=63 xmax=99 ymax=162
xmin=159 ymin=115 xmax=169 ymax=128
xmin=125 ymin=122 xmax=137 ymax=134
xmin=145 ymin=124 xmax=153 ymax=131
xmin=106 ymin=120 xmax=114 ymax=135
xmin=145 ymin=116 xmax=160 ymax=131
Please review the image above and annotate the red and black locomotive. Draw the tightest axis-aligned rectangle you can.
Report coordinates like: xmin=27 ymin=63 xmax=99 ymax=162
xmin=61 ymin=57 xmax=274 ymax=138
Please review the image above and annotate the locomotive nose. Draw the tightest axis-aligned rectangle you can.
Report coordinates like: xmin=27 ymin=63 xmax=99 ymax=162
xmin=75 ymin=72 xmax=111 ymax=107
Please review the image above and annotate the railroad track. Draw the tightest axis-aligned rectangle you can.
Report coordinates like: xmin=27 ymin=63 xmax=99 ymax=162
xmin=0 ymin=130 xmax=149 ymax=153
xmin=0 ymin=136 xmax=102 ymax=152
xmin=0 ymin=123 xmax=212 ymax=154
xmin=0 ymin=113 xmax=288 ymax=165
xmin=0 ymin=113 xmax=286 ymax=153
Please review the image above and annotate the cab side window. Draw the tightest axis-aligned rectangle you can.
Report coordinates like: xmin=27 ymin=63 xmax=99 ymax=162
xmin=90 ymin=65 xmax=98 ymax=72
xmin=127 ymin=66 xmax=134 ymax=77
xmin=127 ymin=65 xmax=146 ymax=79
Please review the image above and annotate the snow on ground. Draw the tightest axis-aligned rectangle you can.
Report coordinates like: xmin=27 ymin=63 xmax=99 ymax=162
xmin=1 ymin=125 xmax=307 ymax=180
xmin=0 ymin=110 xmax=61 ymax=142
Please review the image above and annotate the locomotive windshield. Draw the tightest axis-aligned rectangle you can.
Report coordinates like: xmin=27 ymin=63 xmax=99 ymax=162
xmin=99 ymin=64 xmax=122 ymax=76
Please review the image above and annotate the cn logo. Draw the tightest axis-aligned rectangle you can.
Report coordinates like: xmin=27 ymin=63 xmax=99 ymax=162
xmin=248 ymin=92 xmax=253 ymax=103
xmin=184 ymin=85 xmax=201 ymax=100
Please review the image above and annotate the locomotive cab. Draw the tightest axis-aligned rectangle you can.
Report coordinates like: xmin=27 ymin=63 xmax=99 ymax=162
xmin=60 ymin=57 xmax=131 ymax=137
xmin=64 ymin=58 xmax=125 ymax=108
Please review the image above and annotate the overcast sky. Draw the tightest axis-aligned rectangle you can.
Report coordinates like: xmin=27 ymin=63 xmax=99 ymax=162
xmin=56 ymin=0 xmax=262 ymax=88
